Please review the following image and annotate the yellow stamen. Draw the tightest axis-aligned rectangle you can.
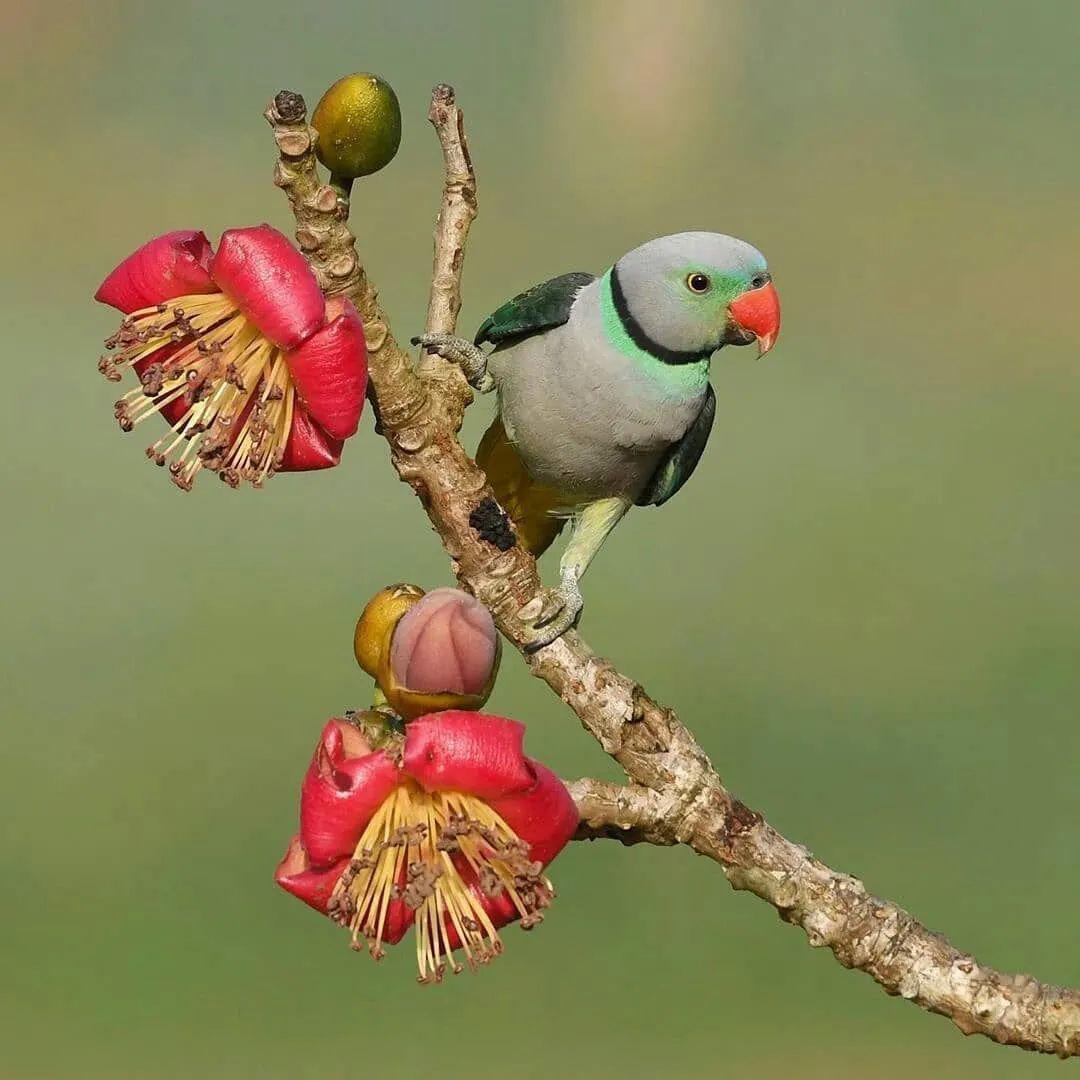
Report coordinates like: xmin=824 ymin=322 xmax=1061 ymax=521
xmin=327 ymin=780 xmax=552 ymax=984
xmin=100 ymin=293 xmax=297 ymax=490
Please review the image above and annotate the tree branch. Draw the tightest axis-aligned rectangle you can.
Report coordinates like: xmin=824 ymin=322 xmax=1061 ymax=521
xmin=423 ymin=84 xmax=476 ymax=341
xmin=266 ymin=86 xmax=1080 ymax=1059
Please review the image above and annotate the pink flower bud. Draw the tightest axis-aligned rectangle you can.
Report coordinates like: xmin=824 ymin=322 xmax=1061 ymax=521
xmin=389 ymin=588 xmax=498 ymax=697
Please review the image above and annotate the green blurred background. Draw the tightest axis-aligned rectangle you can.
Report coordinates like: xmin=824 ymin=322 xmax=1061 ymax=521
xmin=4 ymin=1 xmax=1079 ymax=1076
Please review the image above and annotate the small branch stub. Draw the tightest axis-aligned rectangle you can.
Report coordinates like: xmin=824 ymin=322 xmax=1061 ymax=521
xmin=273 ymin=90 xmax=306 ymax=124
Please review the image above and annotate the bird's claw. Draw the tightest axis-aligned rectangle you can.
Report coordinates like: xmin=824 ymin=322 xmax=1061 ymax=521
xmin=532 ymin=594 xmax=567 ymax=631
xmin=519 ymin=572 xmax=584 ymax=654
xmin=410 ymin=332 xmax=493 ymax=392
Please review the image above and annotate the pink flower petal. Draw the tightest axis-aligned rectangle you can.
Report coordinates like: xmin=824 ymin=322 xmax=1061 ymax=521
xmin=487 ymin=760 xmax=579 ymax=866
xmin=449 ymin=600 xmax=498 ymax=694
xmin=285 ymin=297 xmax=368 ymax=440
xmin=279 ymin=407 xmax=344 ymax=472
xmin=403 ymin=711 xmax=534 ymax=799
xmin=299 ymin=719 xmax=401 ymax=867
xmin=209 ymin=225 xmax=325 ymax=349
xmin=95 ymin=230 xmax=215 ymax=314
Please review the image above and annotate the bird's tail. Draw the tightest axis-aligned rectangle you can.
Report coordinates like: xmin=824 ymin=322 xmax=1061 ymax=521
xmin=475 ymin=419 xmax=567 ymax=557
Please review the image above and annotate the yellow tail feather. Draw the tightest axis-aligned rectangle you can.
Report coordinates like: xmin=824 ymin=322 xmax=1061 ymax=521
xmin=475 ymin=419 xmax=567 ymax=557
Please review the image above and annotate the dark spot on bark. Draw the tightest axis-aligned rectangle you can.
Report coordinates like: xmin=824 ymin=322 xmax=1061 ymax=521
xmin=720 ymin=799 xmax=762 ymax=845
xmin=470 ymin=497 xmax=515 ymax=551
xmin=274 ymin=90 xmax=306 ymax=123
xmin=630 ymin=687 xmax=648 ymax=722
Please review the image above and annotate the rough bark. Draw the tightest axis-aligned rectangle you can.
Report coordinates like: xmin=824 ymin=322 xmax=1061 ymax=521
xmin=265 ymin=87 xmax=1080 ymax=1059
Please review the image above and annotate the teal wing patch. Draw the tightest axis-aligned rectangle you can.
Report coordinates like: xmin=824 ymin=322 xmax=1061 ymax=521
xmin=474 ymin=272 xmax=595 ymax=347
xmin=636 ymin=385 xmax=716 ymax=507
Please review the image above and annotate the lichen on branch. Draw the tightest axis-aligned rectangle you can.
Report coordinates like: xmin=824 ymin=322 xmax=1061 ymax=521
xmin=266 ymin=85 xmax=1080 ymax=1058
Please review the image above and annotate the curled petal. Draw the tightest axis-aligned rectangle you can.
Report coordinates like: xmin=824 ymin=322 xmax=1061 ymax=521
xmin=299 ymin=719 xmax=401 ymax=867
xmin=390 ymin=588 xmax=498 ymax=696
xmin=280 ymin=407 xmax=344 ymax=472
xmin=274 ymin=839 xmax=414 ymax=943
xmin=95 ymin=230 xmax=215 ymax=314
xmin=403 ymin=711 xmax=534 ymax=800
xmin=285 ymin=298 xmax=368 ymax=440
xmin=274 ymin=836 xmax=346 ymax=914
xmin=210 ymin=225 xmax=325 ymax=349
xmin=487 ymin=761 xmax=579 ymax=866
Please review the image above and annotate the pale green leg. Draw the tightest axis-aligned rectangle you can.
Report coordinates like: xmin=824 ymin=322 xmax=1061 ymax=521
xmin=411 ymin=332 xmax=494 ymax=392
xmin=523 ymin=496 xmax=631 ymax=653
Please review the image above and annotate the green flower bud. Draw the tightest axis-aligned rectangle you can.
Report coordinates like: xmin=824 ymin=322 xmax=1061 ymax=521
xmin=312 ymin=73 xmax=401 ymax=180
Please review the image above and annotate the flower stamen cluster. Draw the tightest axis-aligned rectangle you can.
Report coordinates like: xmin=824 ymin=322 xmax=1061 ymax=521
xmin=104 ymin=293 xmax=296 ymax=488
xmin=329 ymin=781 xmax=550 ymax=982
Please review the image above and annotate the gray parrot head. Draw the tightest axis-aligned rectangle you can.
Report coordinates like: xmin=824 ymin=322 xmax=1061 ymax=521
xmin=611 ymin=232 xmax=781 ymax=362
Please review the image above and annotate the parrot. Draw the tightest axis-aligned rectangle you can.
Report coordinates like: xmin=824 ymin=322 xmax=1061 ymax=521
xmin=414 ymin=231 xmax=781 ymax=652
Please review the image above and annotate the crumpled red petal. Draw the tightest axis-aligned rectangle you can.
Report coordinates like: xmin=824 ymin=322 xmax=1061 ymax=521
xmin=274 ymin=839 xmax=413 ymax=944
xmin=285 ymin=297 xmax=368 ymax=440
xmin=279 ymin=407 xmax=344 ymax=472
xmin=209 ymin=225 xmax=325 ymax=350
xmin=274 ymin=836 xmax=347 ymax=914
xmin=95 ymin=230 xmax=215 ymax=314
xmin=487 ymin=760 xmax=579 ymax=865
xmin=403 ymin=711 xmax=535 ymax=800
xmin=299 ymin=720 xmax=401 ymax=867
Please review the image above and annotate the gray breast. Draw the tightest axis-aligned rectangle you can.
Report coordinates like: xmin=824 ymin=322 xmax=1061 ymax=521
xmin=488 ymin=281 xmax=707 ymax=503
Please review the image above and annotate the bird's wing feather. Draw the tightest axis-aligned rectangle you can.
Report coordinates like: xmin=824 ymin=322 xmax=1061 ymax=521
xmin=635 ymin=384 xmax=716 ymax=507
xmin=474 ymin=272 xmax=595 ymax=347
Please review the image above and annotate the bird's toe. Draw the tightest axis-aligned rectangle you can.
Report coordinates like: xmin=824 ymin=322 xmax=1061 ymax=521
xmin=520 ymin=581 xmax=583 ymax=653
xmin=411 ymin=332 xmax=489 ymax=390
xmin=532 ymin=592 xmax=568 ymax=630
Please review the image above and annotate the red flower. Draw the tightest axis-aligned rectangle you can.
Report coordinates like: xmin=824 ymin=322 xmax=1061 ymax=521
xmin=96 ymin=226 xmax=367 ymax=490
xmin=275 ymin=712 xmax=579 ymax=983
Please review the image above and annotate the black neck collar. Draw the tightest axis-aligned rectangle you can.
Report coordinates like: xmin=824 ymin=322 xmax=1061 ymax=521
xmin=609 ymin=265 xmax=714 ymax=367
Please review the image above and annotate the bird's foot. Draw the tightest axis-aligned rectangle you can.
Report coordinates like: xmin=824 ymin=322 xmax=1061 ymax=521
xmin=411 ymin=332 xmax=493 ymax=392
xmin=519 ymin=568 xmax=584 ymax=654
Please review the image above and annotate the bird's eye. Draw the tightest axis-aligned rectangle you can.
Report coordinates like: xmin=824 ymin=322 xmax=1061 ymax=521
xmin=750 ymin=273 xmax=771 ymax=290
xmin=686 ymin=272 xmax=711 ymax=294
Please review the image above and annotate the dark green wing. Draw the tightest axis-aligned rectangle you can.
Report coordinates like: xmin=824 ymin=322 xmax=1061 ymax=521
xmin=474 ymin=272 xmax=595 ymax=347
xmin=636 ymin=385 xmax=716 ymax=507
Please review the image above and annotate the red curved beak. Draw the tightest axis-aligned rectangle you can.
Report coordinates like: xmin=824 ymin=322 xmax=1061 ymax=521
xmin=729 ymin=280 xmax=781 ymax=357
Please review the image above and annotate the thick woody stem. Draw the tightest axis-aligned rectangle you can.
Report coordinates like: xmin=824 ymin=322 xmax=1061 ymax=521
xmin=570 ymin=775 xmax=1080 ymax=1056
xmin=264 ymin=90 xmax=422 ymax=427
xmin=266 ymin=87 xmax=1080 ymax=1058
